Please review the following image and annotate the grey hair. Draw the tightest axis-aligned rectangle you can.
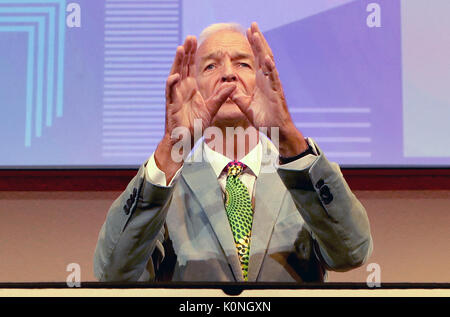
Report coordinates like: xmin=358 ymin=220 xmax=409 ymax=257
xmin=197 ymin=22 xmax=246 ymax=47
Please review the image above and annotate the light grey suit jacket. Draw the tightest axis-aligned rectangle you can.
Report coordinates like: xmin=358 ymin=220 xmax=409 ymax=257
xmin=93 ymin=139 xmax=372 ymax=282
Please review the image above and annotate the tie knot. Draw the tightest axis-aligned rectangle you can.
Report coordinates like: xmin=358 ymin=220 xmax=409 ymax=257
xmin=226 ymin=160 xmax=246 ymax=177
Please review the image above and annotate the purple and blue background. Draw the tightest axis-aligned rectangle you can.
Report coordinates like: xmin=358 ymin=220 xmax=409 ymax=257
xmin=1 ymin=0 xmax=449 ymax=168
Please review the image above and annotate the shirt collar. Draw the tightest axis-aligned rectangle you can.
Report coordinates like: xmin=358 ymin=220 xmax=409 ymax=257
xmin=204 ymin=141 xmax=262 ymax=178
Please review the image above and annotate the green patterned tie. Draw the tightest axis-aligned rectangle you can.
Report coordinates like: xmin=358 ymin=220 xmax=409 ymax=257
xmin=224 ymin=160 xmax=253 ymax=281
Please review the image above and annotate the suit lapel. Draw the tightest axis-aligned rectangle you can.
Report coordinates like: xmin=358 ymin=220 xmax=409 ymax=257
xmin=181 ymin=160 xmax=244 ymax=282
xmin=180 ymin=137 xmax=286 ymax=282
xmin=247 ymin=168 xmax=286 ymax=282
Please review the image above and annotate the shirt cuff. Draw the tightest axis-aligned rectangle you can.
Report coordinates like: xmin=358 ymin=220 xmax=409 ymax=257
xmin=145 ymin=152 xmax=183 ymax=187
xmin=276 ymin=137 xmax=319 ymax=170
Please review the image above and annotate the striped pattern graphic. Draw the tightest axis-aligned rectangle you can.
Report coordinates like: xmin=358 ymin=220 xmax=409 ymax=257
xmin=291 ymin=106 xmax=372 ymax=159
xmin=102 ymin=0 xmax=182 ymax=159
xmin=0 ymin=0 xmax=66 ymax=147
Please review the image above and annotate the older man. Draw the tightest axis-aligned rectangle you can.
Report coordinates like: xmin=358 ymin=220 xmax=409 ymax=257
xmin=93 ymin=22 xmax=372 ymax=282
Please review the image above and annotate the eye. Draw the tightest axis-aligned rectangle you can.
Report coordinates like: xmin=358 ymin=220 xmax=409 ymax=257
xmin=239 ymin=63 xmax=251 ymax=68
xmin=204 ymin=63 xmax=215 ymax=71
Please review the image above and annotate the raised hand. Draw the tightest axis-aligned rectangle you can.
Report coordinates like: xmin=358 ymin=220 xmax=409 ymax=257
xmin=231 ymin=22 xmax=308 ymax=156
xmin=165 ymin=36 xmax=236 ymax=145
xmin=155 ymin=36 xmax=236 ymax=181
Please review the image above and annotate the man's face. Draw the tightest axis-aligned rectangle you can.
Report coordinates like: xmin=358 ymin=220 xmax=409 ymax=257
xmin=195 ymin=30 xmax=256 ymax=127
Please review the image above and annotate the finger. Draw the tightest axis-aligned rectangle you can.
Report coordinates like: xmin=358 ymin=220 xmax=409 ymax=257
xmin=181 ymin=36 xmax=192 ymax=79
xmin=170 ymin=46 xmax=185 ymax=75
xmin=246 ymin=27 xmax=259 ymax=65
xmin=251 ymin=22 xmax=274 ymax=60
xmin=247 ymin=28 xmax=262 ymax=69
xmin=246 ymin=27 xmax=253 ymax=45
xmin=264 ymin=55 xmax=281 ymax=91
xmin=252 ymin=33 xmax=269 ymax=72
xmin=165 ymin=73 xmax=180 ymax=105
xmin=206 ymin=83 xmax=237 ymax=117
xmin=187 ymin=36 xmax=197 ymax=77
xmin=230 ymin=89 xmax=252 ymax=114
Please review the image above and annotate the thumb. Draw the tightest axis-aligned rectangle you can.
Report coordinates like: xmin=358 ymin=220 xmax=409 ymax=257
xmin=206 ymin=83 xmax=236 ymax=117
xmin=230 ymin=89 xmax=252 ymax=114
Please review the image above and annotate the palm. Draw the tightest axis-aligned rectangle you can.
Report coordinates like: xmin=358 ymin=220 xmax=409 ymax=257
xmin=250 ymin=70 xmax=287 ymax=128
xmin=164 ymin=36 xmax=236 ymax=144
xmin=231 ymin=23 xmax=293 ymax=133
xmin=169 ymin=77 xmax=210 ymax=132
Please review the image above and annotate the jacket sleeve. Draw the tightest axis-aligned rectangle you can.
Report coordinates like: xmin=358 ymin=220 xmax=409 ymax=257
xmin=277 ymin=140 xmax=373 ymax=272
xmin=93 ymin=161 xmax=177 ymax=281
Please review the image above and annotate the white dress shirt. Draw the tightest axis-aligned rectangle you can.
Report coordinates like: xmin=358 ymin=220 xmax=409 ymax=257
xmin=144 ymin=137 xmax=319 ymax=204
xmin=203 ymin=140 xmax=261 ymax=203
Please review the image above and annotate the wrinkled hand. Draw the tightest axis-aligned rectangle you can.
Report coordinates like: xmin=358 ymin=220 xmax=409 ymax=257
xmin=155 ymin=36 xmax=236 ymax=181
xmin=231 ymin=22 xmax=307 ymax=156
xmin=230 ymin=23 xmax=290 ymax=133
xmin=165 ymin=36 xmax=236 ymax=145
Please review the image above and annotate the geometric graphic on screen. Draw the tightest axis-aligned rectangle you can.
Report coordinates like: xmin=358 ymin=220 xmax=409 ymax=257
xmin=102 ymin=0 xmax=182 ymax=158
xmin=100 ymin=0 xmax=402 ymax=165
xmin=0 ymin=0 xmax=65 ymax=147
xmin=0 ymin=0 xmax=448 ymax=167
xmin=263 ymin=0 xmax=402 ymax=165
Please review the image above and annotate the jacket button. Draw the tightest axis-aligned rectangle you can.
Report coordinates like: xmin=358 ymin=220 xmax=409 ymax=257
xmin=126 ymin=198 xmax=132 ymax=208
xmin=319 ymin=185 xmax=333 ymax=204
xmin=123 ymin=205 xmax=130 ymax=215
xmin=132 ymin=188 xmax=137 ymax=197
xmin=315 ymin=179 xmax=325 ymax=189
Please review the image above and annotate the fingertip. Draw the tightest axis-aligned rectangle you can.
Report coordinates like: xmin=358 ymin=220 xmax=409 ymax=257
xmin=166 ymin=73 xmax=180 ymax=88
xmin=185 ymin=38 xmax=192 ymax=51
xmin=225 ymin=82 xmax=237 ymax=92
xmin=173 ymin=72 xmax=181 ymax=81
xmin=176 ymin=45 xmax=185 ymax=55
xmin=230 ymin=87 xmax=239 ymax=100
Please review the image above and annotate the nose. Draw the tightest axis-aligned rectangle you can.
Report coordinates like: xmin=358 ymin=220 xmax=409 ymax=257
xmin=221 ymin=73 xmax=237 ymax=82
xmin=221 ymin=60 xmax=237 ymax=82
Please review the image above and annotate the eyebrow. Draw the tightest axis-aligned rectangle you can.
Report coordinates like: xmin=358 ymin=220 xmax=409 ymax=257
xmin=200 ymin=51 xmax=253 ymax=64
